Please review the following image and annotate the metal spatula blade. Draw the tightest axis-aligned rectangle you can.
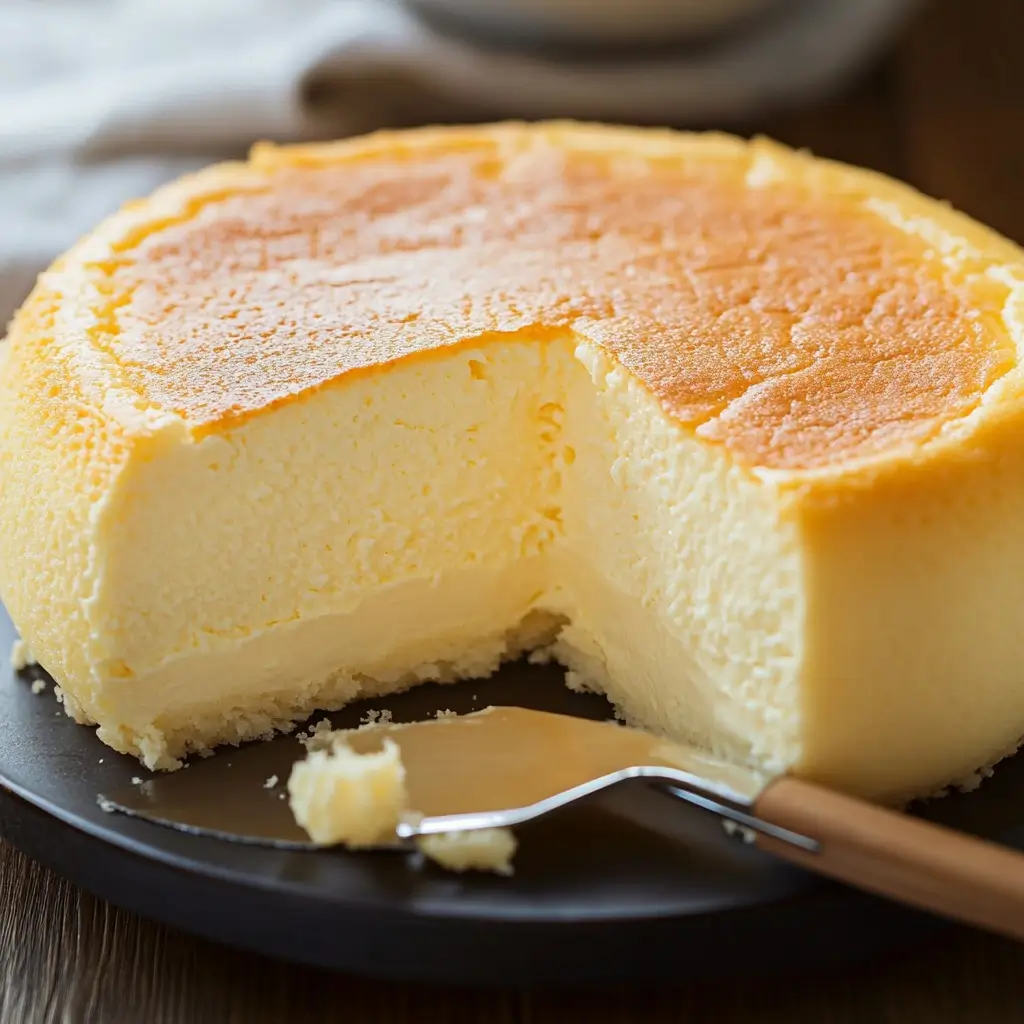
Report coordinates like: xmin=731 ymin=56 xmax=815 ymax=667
xmin=328 ymin=706 xmax=807 ymax=847
xmin=99 ymin=705 xmax=782 ymax=846
xmin=345 ymin=707 xmax=766 ymax=814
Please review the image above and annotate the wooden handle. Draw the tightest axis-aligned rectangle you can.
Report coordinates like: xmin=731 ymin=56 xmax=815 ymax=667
xmin=754 ymin=777 xmax=1024 ymax=942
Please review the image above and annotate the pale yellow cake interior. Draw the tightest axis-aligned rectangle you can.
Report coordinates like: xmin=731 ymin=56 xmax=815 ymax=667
xmin=3 ymin=123 xmax=1024 ymax=803
xmin=288 ymin=737 xmax=408 ymax=847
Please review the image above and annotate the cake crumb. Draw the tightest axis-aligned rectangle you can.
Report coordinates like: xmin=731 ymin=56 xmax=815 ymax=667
xmin=416 ymin=829 xmax=517 ymax=876
xmin=9 ymin=639 xmax=36 ymax=672
xmin=97 ymin=796 xmax=116 ymax=813
xmin=297 ymin=717 xmax=335 ymax=752
xmin=131 ymin=776 xmax=143 ymax=786
xmin=30 ymin=679 xmax=47 ymax=695
xmin=527 ymin=645 xmax=555 ymax=666
xmin=98 ymin=759 xmax=104 ymax=764
xmin=722 ymin=819 xmax=757 ymax=845
xmin=360 ymin=709 xmax=393 ymax=726
xmin=263 ymin=775 xmax=279 ymax=789
xmin=434 ymin=708 xmax=457 ymax=719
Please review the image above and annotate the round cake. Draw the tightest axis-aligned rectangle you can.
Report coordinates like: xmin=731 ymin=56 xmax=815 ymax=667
xmin=2 ymin=122 xmax=1023 ymax=801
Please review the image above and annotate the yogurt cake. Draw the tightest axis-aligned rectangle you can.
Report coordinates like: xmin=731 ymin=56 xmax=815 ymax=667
xmin=2 ymin=123 xmax=1024 ymax=802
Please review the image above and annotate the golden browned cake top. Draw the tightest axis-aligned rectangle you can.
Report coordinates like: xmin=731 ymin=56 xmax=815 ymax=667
xmin=80 ymin=124 xmax=1021 ymax=470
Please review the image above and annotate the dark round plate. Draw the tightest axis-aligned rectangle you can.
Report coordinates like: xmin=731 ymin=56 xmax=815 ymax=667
xmin=0 ymin=604 xmax=1021 ymax=986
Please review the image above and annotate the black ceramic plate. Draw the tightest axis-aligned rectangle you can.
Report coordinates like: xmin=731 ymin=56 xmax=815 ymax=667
xmin=0 ymin=603 xmax=1022 ymax=987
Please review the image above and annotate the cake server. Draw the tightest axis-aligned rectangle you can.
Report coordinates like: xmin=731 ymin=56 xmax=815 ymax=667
xmin=103 ymin=706 xmax=1024 ymax=942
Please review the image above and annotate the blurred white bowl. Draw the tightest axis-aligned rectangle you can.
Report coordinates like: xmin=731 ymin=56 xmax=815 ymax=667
xmin=413 ymin=0 xmax=787 ymax=47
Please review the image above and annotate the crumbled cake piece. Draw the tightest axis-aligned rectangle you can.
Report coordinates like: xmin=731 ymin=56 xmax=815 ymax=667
xmin=297 ymin=717 xmax=335 ymax=752
xmin=416 ymin=829 xmax=518 ymax=876
xmin=9 ymin=639 xmax=36 ymax=672
xmin=263 ymin=775 xmax=279 ymax=789
xmin=30 ymin=679 xmax=46 ymax=695
xmin=360 ymin=709 xmax=394 ymax=726
xmin=288 ymin=738 xmax=407 ymax=847
xmin=286 ymin=710 xmax=520 ymax=873
xmin=722 ymin=819 xmax=757 ymax=844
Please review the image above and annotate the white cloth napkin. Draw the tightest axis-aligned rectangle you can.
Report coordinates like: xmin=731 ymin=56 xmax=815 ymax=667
xmin=0 ymin=0 xmax=917 ymax=324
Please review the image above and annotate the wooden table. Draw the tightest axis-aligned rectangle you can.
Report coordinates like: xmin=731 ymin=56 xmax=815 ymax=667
xmin=3 ymin=1 xmax=1024 ymax=1019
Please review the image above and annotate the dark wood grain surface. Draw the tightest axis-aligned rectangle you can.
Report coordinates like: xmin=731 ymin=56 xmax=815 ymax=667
xmin=3 ymin=1 xmax=1024 ymax=1020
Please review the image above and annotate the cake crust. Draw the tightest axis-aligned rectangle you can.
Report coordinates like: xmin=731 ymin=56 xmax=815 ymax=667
xmin=16 ymin=122 xmax=1024 ymax=473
